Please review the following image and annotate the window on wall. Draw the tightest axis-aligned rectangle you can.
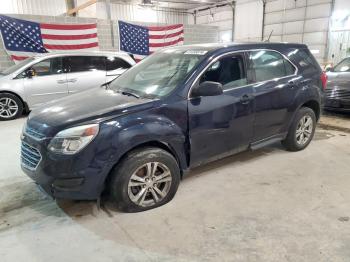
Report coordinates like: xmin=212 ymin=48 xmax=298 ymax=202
xmin=249 ymin=50 xmax=296 ymax=82
xmin=199 ymin=54 xmax=247 ymax=90
xmin=31 ymin=57 xmax=63 ymax=76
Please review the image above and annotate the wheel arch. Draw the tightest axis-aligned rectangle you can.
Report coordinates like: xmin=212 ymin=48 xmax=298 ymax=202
xmin=102 ymin=140 xmax=184 ymax=195
xmin=0 ymin=90 xmax=28 ymax=113
xmin=300 ymin=99 xmax=320 ymax=121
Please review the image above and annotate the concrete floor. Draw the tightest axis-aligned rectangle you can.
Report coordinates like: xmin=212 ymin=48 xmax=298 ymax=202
xmin=1 ymin=116 xmax=350 ymax=262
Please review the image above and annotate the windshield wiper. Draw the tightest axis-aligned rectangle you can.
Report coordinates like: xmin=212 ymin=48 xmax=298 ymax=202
xmin=119 ymin=90 xmax=140 ymax=99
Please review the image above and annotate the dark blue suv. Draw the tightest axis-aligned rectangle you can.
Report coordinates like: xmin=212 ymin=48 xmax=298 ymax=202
xmin=21 ymin=43 xmax=326 ymax=212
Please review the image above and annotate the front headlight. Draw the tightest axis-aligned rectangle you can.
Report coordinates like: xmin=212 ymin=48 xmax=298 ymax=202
xmin=48 ymin=124 xmax=99 ymax=155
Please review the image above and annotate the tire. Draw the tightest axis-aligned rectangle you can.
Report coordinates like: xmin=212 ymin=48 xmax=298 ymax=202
xmin=282 ymin=107 xmax=316 ymax=151
xmin=0 ymin=93 xmax=23 ymax=121
xmin=109 ymin=147 xmax=181 ymax=212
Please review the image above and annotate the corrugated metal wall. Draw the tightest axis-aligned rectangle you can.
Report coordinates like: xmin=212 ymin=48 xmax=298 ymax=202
xmin=263 ymin=0 xmax=333 ymax=63
xmin=195 ymin=5 xmax=234 ymax=42
xmin=96 ymin=2 xmax=191 ymax=24
xmin=234 ymin=0 xmax=264 ymax=42
xmin=0 ymin=0 xmax=66 ymax=16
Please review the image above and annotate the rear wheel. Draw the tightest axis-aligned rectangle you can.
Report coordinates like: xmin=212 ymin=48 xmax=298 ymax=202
xmin=0 ymin=93 xmax=23 ymax=121
xmin=109 ymin=147 xmax=180 ymax=212
xmin=282 ymin=107 xmax=316 ymax=151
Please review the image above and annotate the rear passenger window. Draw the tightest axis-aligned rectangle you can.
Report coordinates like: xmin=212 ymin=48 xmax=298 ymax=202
xmin=67 ymin=56 xmax=105 ymax=73
xmin=249 ymin=50 xmax=296 ymax=82
xmin=106 ymin=57 xmax=131 ymax=71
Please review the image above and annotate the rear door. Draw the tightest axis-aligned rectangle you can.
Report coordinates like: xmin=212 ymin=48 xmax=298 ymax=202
xmin=65 ymin=56 xmax=107 ymax=94
xmin=248 ymin=50 xmax=298 ymax=142
xmin=188 ymin=52 xmax=255 ymax=166
xmin=23 ymin=57 xmax=68 ymax=107
xmin=105 ymin=56 xmax=132 ymax=82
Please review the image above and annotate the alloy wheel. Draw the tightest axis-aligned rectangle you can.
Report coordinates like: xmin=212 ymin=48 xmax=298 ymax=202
xmin=296 ymin=115 xmax=313 ymax=146
xmin=0 ymin=97 xmax=19 ymax=119
xmin=127 ymin=162 xmax=172 ymax=207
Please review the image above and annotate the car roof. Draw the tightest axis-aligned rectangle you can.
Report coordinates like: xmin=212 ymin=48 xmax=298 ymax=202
xmin=163 ymin=42 xmax=308 ymax=53
xmin=32 ymin=50 xmax=131 ymax=59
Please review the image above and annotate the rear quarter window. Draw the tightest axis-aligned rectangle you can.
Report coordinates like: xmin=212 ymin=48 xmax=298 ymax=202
xmin=286 ymin=48 xmax=321 ymax=74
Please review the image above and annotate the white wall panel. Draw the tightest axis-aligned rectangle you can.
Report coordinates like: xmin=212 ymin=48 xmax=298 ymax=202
xmin=306 ymin=3 xmax=331 ymax=19
xmin=0 ymin=0 xmax=66 ymax=16
xmin=264 ymin=0 xmax=333 ymax=63
xmin=194 ymin=5 xmax=233 ymax=42
xmin=282 ymin=34 xmax=303 ymax=43
xmin=234 ymin=0 xmax=263 ymax=42
xmin=284 ymin=21 xmax=304 ymax=34
xmin=304 ymin=18 xmax=329 ymax=32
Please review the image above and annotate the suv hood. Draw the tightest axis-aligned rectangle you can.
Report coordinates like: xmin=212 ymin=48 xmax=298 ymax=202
xmin=28 ymin=87 xmax=153 ymax=134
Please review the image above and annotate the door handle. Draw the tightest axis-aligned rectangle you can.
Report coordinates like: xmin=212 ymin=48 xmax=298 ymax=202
xmin=240 ymin=94 xmax=254 ymax=104
xmin=68 ymin=78 xmax=77 ymax=83
xmin=56 ymin=80 xmax=66 ymax=84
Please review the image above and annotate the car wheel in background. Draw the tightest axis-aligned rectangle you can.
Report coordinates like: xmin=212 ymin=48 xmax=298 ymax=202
xmin=282 ymin=107 xmax=316 ymax=151
xmin=109 ymin=147 xmax=181 ymax=212
xmin=0 ymin=93 xmax=23 ymax=121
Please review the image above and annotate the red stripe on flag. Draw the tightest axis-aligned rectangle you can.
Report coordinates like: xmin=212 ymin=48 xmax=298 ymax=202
xmin=11 ymin=55 xmax=28 ymax=61
xmin=147 ymin=24 xmax=183 ymax=31
xmin=149 ymin=37 xmax=184 ymax=48
xmin=41 ymin=33 xmax=97 ymax=40
xmin=43 ymin=42 xmax=98 ymax=50
xmin=149 ymin=30 xmax=183 ymax=39
xmin=40 ymin=23 xmax=96 ymax=30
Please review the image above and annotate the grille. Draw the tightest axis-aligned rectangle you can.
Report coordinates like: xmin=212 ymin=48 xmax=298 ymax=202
xmin=325 ymin=88 xmax=350 ymax=100
xmin=25 ymin=126 xmax=46 ymax=140
xmin=21 ymin=142 xmax=42 ymax=171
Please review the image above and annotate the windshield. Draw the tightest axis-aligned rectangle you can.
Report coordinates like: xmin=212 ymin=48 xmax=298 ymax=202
xmin=1 ymin=57 xmax=35 ymax=75
xmin=334 ymin=58 xmax=350 ymax=72
xmin=109 ymin=50 xmax=204 ymax=98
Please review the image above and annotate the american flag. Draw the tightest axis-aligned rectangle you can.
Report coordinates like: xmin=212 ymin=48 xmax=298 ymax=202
xmin=118 ymin=21 xmax=184 ymax=62
xmin=0 ymin=15 xmax=98 ymax=63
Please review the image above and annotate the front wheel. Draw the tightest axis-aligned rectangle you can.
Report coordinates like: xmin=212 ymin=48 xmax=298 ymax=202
xmin=0 ymin=93 xmax=23 ymax=121
xmin=282 ymin=107 xmax=316 ymax=151
xmin=109 ymin=147 xmax=180 ymax=212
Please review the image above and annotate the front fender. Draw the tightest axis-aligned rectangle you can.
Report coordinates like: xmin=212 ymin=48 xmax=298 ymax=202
xmin=100 ymin=113 xmax=188 ymax=175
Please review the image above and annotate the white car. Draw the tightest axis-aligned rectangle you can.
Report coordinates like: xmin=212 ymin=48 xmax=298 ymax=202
xmin=0 ymin=51 xmax=135 ymax=120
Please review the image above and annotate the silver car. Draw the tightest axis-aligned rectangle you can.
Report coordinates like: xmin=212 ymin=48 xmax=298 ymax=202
xmin=325 ymin=57 xmax=350 ymax=112
xmin=0 ymin=51 xmax=135 ymax=120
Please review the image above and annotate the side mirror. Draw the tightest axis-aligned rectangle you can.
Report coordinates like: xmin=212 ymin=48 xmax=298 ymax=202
xmin=26 ymin=68 xmax=35 ymax=78
xmin=192 ymin=81 xmax=223 ymax=97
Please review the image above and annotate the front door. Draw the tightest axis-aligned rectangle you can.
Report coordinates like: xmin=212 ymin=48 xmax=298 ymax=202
xmin=64 ymin=56 xmax=107 ymax=94
xmin=23 ymin=57 xmax=68 ymax=108
xmin=188 ymin=52 xmax=255 ymax=167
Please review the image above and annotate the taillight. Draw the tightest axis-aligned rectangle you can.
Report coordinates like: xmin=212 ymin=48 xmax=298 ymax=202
xmin=320 ymin=72 xmax=328 ymax=90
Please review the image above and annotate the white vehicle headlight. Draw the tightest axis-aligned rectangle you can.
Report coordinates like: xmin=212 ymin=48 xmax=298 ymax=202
xmin=48 ymin=124 xmax=99 ymax=155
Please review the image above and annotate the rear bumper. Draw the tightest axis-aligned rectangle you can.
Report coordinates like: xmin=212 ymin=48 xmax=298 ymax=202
xmin=324 ymin=98 xmax=350 ymax=112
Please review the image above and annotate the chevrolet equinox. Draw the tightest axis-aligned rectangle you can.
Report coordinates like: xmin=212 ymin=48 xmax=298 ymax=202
xmin=21 ymin=43 xmax=326 ymax=212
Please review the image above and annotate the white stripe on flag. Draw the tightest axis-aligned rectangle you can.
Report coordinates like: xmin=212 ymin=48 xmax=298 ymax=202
xmin=148 ymin=27 xmax=183 ymax=36
xmin=149 ymin=40 xmax=184 ymax=52
xmin=149 ymin=34 xmax=184 ymax=44
xmin=40 ymin=28 xmax=97 ymax=36
xmin=42 ymin=38 xmax=98 ymax=45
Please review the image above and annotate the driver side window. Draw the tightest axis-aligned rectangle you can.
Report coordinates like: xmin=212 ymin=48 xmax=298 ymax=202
xmin=199 ymin=54 xmax=248 ymax=90
xmin=30 ymin=57 xmax=64 ymax=77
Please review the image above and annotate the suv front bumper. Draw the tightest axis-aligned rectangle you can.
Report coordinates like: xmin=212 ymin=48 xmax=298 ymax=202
xmin=20 ymin=133 xmax=112 ymax=200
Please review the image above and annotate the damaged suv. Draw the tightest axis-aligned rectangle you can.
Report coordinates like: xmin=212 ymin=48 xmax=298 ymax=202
xmin=21 ymin=43 xmax=325 ymax=212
